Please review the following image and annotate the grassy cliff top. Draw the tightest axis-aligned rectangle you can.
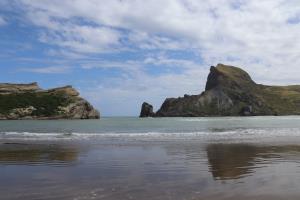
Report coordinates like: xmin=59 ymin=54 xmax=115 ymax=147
xmin=215 ymin=64 xmax=254 ymax=82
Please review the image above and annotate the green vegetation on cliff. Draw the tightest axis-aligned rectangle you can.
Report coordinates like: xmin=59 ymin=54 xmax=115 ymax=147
xmin=0 ymin=92 xmax=71 ymax=116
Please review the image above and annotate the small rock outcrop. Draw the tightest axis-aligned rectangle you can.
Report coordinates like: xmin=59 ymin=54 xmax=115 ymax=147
xmin=140 ymin=63 xmax=300 ymax=117
xmin=0 ymin=83 xmax=100 ymax=120
xmin=139 ymin=102 xmax=155 ymax=117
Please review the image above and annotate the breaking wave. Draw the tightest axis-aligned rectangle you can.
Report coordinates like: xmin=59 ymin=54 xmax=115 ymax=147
xmin=1 ymin=128 xmax=300 ymax=142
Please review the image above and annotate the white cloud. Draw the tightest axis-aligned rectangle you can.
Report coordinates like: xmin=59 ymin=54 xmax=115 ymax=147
xmin=20 ymin=66 xmax=70 ymax=74
xmin=39 ymin=25 xmax=121 ymax=53
xmin=0 ymin=16 xmax=6 ymax=26
xmin=17 ymin=0 xmax=300 ymax=82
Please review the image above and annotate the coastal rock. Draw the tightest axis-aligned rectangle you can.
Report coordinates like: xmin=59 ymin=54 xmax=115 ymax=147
xmin=141 ymin=63 xmax=300 ymax=117
xmin=7 ymin=106 xmax=37 ymax=119
xmin=0 ymin=83 xmax=100 ymax=120
xmin=58 ymin=99 xmax=100 ymax=119
xmin=140 ymin=102 xmax=155 ymax=117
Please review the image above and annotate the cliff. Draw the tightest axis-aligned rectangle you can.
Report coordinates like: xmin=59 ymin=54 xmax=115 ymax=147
xmin=140 ymin=64 xmax=300 ymax=117
xmin=0 ymin=83 xmax=100 ymax=120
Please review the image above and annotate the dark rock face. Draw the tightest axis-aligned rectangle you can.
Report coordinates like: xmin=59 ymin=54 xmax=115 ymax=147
xmin=140 ymin=63 xmax=300 ymax=117
xmin=140 ymin=102 xmax=155 ymax=117
xmin=0 ymin=83 xmax=100 ymax=120
xmin=240 ymin=105 xmax=253 ymax=116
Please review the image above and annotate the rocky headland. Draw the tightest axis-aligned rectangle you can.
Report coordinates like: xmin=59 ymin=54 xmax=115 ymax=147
xmin=0 ymin=82 xmax=100 ymax=120
xmin=140 ymin=64 xmax=300 ymax=117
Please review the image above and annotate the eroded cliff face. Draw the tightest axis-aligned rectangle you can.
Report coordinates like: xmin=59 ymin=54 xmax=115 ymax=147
xmin=0 ymin=83 xmax=100 ymax=120
xmin=141 ymin=64 xmax=300 ymax=117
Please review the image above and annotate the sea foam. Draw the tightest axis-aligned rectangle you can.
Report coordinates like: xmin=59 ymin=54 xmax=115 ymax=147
xmin=1 ymin=128 xmax=300 ymax=142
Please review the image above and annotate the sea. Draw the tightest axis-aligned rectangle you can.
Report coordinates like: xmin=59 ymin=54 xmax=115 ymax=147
xmin=1 ymin=116 xmax=300 ymax=199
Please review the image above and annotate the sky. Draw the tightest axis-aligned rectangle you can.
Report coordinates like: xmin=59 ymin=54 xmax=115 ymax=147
xmin=1 ymin=0 xmax=300 ymax=116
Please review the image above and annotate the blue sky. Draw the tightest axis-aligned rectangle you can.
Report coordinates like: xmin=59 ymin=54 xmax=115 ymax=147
xmin=1 ymin=0 xmax=300 ymax=116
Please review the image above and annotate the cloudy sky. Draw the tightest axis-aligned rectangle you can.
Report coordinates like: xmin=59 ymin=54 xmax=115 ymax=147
xmin=1 ymin=0 xmax=300 ymax=116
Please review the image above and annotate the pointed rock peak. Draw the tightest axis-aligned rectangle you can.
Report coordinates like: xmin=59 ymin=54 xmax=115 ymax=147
xmin=205 ymin=64 xmax=255 ymax=91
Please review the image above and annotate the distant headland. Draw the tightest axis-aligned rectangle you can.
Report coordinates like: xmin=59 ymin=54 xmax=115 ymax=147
xmin=140 ymin=64 xmax=300 ymax=117
xmin=0 ymin=82 xmax=100 ymax=120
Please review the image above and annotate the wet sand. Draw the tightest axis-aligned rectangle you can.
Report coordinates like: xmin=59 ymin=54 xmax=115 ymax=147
xmin=2 ymin=139 xmax=300 ymax=200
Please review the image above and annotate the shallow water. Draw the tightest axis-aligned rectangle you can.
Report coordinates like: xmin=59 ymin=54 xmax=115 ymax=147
xmin=2 ymin=116 xmax=300 ymax=199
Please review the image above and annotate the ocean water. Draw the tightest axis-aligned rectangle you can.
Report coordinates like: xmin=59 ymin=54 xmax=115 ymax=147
xmin=2 ymin=116 xmax=300 ymax=199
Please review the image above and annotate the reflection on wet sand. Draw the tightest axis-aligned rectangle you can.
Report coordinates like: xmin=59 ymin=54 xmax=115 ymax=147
xmin=3 ymin=141 xmax=300 ymax=200
xmin=207 ymin=143 xmax=300 ymax=180
xmin=0 ymin=142 xmax=79 ymax=165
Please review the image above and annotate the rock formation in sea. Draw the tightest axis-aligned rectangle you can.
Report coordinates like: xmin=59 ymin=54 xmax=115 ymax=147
xmin=140 ymin=63 xmax=300 ymax=117
xmin=0 ymin=82 xmax=100 ymax=120
xmin=140 ymin=102 xmax=155 ymax=117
